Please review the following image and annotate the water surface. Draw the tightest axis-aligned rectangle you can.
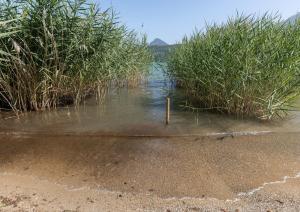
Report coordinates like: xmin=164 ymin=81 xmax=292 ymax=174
xmin=0 ymin=63 xmax=299 ymax=136
xmin=0 ymin=64 xmax=300 ymax=200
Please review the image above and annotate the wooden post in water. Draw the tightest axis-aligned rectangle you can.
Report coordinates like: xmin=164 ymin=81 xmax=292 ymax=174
xmin=166 ymin=97 xmax=170 ymax=125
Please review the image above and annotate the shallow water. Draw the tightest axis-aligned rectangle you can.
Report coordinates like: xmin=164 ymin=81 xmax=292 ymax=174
xmin=0 ymin=63 xmax=299 ymax=136
xmin=0 ymin=64 xmax=300 ymax=200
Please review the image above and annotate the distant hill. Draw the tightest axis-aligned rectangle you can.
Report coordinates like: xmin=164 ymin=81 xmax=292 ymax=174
xmin=149 ymin=38 xmax=168 ymax=46
xmin=149 ymin=44 xmax=178 ymax=62
xmin=286 ymin=12 xmax=300 ymax=24
xmin=149 ymin=38 xmax=179 ymax=62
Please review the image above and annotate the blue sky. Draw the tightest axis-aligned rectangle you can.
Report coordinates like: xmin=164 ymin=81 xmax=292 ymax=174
xmin=97 ymin=0 xmax=300 ymax=44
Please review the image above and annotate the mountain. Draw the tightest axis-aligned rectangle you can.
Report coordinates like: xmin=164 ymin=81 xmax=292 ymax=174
xmin=286 ymin=12 xmax=300 ymax=24
xmin=149 ymin=38 xmax=168 ymax=46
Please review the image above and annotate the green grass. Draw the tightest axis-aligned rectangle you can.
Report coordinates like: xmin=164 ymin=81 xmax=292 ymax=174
xmin=0 ymin=0 xmax=151 ymax=113
xmin=167 ymin=14 xmax=300 ymax=120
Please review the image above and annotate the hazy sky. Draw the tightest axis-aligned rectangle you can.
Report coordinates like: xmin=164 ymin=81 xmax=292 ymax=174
xmin=97 ymin=0 xmax=300 ymax=44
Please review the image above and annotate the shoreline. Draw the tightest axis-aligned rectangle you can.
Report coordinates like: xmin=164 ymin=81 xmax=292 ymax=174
xmin=0 ymin=132 xmax=299 ymax=211
xmin=1 ymin=171 xmax=300 ymax=211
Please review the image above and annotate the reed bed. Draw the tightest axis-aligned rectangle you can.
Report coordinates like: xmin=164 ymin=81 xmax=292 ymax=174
xmin=168 ymin=14 xmax=300 ymax=120
xmin=0 ymin=0 xmax=151 ymax=113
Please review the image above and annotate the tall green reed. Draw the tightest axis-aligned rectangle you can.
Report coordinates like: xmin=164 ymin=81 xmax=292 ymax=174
xmin=0 ymin=0 xmax=151 ymax=113
xmin=168 ymin=14 xmax=300 ymax=120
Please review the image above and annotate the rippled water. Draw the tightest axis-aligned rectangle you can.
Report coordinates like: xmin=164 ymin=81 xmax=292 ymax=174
xmin=0 ymin=64 xmax=300 ymax=201
xmin=0 ymin=63 xmax=299 ymax=135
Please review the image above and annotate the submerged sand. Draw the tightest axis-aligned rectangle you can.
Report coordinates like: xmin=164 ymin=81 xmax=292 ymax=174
xmin=0 ymin=132 xmax=299 ymax=211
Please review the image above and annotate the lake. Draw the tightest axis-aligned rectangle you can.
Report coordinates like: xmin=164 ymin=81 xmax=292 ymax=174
xmin=0 ymin=63 xmax=299 ymax=136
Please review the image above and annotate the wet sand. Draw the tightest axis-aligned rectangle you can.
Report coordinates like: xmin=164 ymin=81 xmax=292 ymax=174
xmin=0 ymin=132 xmax=299 ymax=211
xmin=0 ymin=172 xmax=300 ymax=212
